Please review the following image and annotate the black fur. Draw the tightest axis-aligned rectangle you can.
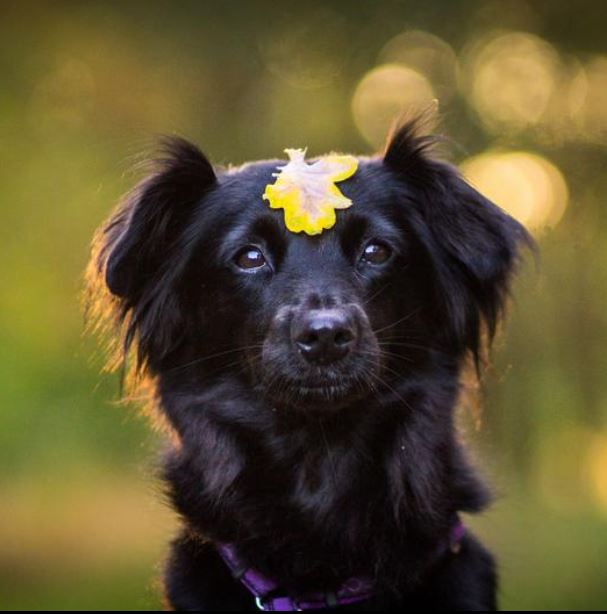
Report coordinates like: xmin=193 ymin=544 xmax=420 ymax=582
xmin=88 ymin=120 xmax=531 ymax=611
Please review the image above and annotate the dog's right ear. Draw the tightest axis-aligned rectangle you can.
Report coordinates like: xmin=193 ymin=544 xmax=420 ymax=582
xmin=101 ymin=137 xmax=216 ymax=299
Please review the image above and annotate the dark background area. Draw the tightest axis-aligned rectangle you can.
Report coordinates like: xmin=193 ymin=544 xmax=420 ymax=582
xmin=1 ymin=0 xmax=606 ymax=609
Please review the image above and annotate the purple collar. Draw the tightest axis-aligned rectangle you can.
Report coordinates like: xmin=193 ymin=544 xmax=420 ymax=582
xmin=217 ymin=520 xmax=465 ymax=611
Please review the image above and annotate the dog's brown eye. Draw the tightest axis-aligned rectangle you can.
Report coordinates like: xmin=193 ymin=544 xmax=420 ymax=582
xmin=235 ymin=246 xmax=267 ymax=271
xmin=361 ymin=242 xmax=392 ymax=265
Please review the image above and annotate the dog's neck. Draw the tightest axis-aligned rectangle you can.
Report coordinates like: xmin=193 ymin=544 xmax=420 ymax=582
xmin=159 ymin=368 xmax=485 ymax=593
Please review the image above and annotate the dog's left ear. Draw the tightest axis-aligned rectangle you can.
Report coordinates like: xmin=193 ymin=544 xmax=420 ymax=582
xmin=384 ymin=121 xmax=533 ymax=354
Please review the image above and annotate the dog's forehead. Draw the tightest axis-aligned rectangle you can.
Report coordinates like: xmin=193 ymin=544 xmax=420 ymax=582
xmin=215 ymin=157 xmax=394 ymax=229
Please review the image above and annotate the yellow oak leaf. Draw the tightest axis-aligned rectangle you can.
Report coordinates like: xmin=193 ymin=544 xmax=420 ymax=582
xmin=263 ymin=148 xmax=358 ymax=235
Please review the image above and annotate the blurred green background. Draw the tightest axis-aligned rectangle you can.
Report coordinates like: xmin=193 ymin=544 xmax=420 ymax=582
xmin=1 ymin=0 xmax=606 ymax=610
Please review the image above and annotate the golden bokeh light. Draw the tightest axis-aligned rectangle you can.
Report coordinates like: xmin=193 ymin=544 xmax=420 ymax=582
xmin=586 ymin=433 xmax=607 ymax=516
xmin=463 ymin=31 xmax=561 ymax=133
xmin=541 ymin=59 xmax=589 ymax=142
xmin=577 ymin=56 xmax=607 ymax=142
xmin=534 ymin=426 xmax=594 ymax=514
xmin=461 ymin=150 xmax=568 ymax=234
xmin=352 ymin=64 xmax=435 ymax=148
xmin=378 ymin=30 xmax=459 ymax=102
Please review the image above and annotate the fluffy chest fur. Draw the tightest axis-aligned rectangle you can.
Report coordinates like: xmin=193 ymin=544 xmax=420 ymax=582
xmin=161 ymin=370 xmax=482 ymax=594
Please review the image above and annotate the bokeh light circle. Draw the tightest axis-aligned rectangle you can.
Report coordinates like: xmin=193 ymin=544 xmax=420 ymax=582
xmin=352 ymin=64 xmax=435 ymax=149
xmin=378 ymin=30 xmax=459 ymax=102
xmin=578 ymin=56 xmax=607 ymax=142
xmin=463 ymin=31 xmax=561 ymax=133
xmin=460 ymin=150 xmax=568 ymax=233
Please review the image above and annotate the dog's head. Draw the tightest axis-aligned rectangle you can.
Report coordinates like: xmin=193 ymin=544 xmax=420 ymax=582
xmin=89 ymin=121 xmax=531 ymax=413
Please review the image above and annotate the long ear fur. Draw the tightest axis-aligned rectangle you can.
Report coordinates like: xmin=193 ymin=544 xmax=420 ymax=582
xmin=384 ymin=119 xmax=534 ymax=364
xmin=87 ymin=136 xmax=216 ymax=370
xmin=104 ymin=137 xmax=216 ymax=298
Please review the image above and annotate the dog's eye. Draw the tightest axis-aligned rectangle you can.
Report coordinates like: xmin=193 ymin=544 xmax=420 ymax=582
xmin=234 ymin=246 xmax=267 ymax=271
xmin=360 ymin=241 xmax=392 ymax=266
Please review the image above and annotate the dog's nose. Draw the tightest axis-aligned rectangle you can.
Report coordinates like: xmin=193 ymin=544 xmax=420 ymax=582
xmin=292 ymin=309 xmax=356 ymax=365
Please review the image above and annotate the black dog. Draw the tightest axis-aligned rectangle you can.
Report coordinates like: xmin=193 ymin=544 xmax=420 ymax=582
xmin=88 ymin=120 xmax=531 ymax=611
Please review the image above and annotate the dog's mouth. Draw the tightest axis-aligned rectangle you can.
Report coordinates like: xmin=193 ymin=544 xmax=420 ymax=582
xmin=259 ymin=369 xmax=377 ymax=410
